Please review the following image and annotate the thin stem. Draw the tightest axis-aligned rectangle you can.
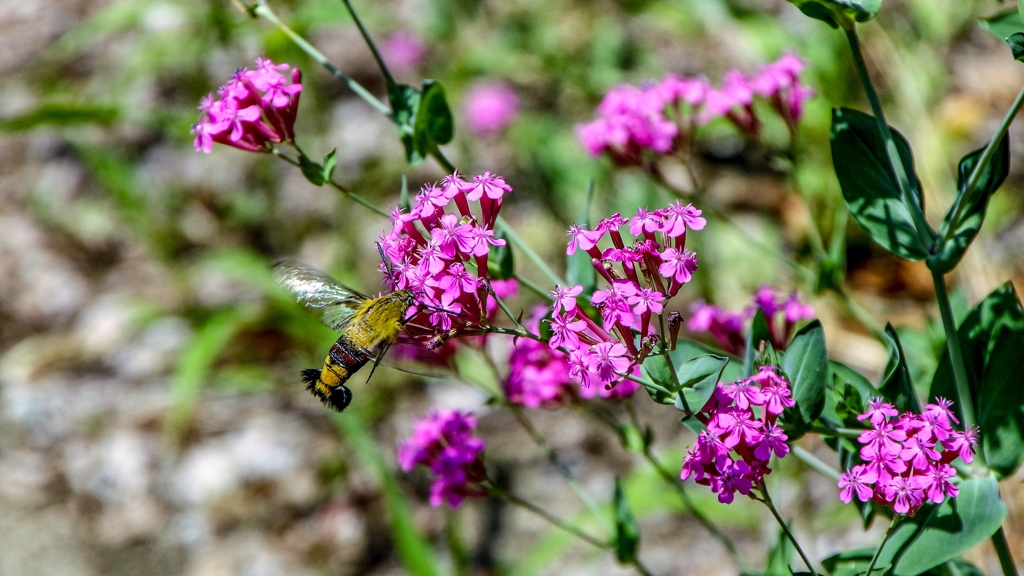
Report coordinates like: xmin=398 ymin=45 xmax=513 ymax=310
xmin=484 ymin=482 xmax=609 ymax=550
xmin=758 ymin=481 xmax=822 ymax=575
xmin=492 ymin=291 xmax=525 ymax=332
xmin=865 ymin=516 xmax=901 ymax=576
xmin=931 ymin=269 xmax=977 ymax=433
xmin=271 ymin=145 xmax=390 ymax=217
xmin=844 ymin=25 xmax=934 ymax=246
xmin=251 ymin=2 xmax=395 ymax=121
xmin=944 ymin=85 xmax=1024 ymax=240
xmin=513 ymin=272 xmax=553 ymax=301
xmin=992 ymin=526 xmax=1020 ymax=576
xmin=790 ymin=445 xmax=841 ymax=483
xmin=339 ymin=0 xmax=396 ymax=88
xmin=496 ymin=216 xmax=566 ymax=288
xmin=485 ymin=325 xmax=547 ymax=345
xmin=507 ymin=406 xmax=613 ymax=535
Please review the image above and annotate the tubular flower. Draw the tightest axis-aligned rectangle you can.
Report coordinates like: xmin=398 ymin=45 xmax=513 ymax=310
xmin=687 ymin=285 xmax=814 ymax=355
xmin=380 ymin=171 xmax=512 ymax=348
xmin=837 ymin=397 xmax=976 ymax=515
xmin=679 ymin=365 xmax=794 ymax=504
xmin=192 ymin=56 xmax=302 ymax=153
xmin=398 ymin=410 xmax=486 ymax=508
xmin=576 ymin=52 xmax=814 ymax=164
xmin=547 ymin=201 xmax=706 ymax=395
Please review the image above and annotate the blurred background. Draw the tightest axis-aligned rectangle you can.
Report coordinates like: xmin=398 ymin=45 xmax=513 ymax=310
xmin=1 ymin=0 xmax=1023 ymax=574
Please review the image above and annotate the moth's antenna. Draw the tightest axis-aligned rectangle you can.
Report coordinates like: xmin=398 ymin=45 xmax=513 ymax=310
xmin=377 ymin=242 xmax=397 ymax=288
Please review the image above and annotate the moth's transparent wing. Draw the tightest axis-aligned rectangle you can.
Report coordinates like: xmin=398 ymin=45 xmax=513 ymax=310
xmin=271 ymin=259 xmax=368 ymax=332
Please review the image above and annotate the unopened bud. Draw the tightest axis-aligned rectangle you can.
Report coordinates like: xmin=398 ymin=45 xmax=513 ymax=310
xmin=667 ymin=311 xmax=682 ymax=351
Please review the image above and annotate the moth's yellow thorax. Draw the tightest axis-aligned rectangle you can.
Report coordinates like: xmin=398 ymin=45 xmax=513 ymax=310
xmin=346 ymin=291 xmax=412 ymax=351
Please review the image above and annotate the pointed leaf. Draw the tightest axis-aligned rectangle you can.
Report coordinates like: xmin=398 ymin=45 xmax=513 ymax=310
xmin=1010 ymin=33 xmax=1024 ymax=61
xmin=979 ymin=9 xmax=1024 ymax=48
xmin=744 ymin=309 xmax=772 ymax=377
xmin=613 ymin=478 xmax=640 ymax=563
xmin=322 ymin=148 xmax=338 ymax=182
xmin=784 ymin=0 xmax=881 ymax=28
xmin=298 ymin=154 xmax=325 ymax=186
xmin=388 ymin=83 xmax=423 ymax=164
xmin=929 ymin=134 xmax=1011 ymax=273
xmin=673 ymin=355 xmax=729 ymax=415
xmin=830 ymin=108 xmax=928 ymax=260
xmin=879 ymin=324 xmax=920 ymax=413
xmin=780 ymin=320 xmax=829 ymax=435
xmin=930 ymin=282 xmax=1024 ymax=477
xmin=414 ymin=80 xmax=454 ymax=153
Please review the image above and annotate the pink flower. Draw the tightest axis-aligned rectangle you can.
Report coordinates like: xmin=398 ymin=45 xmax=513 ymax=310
xmin=587 ymin=342 xmax=632 ymax=384
xmin=551 ymin=285 xmax=584 ymax=315
xmin=505 ymin=308 xmax=575 ymax=408
xmin=464 ymin=82 xmax=521 ymax=135
xmin=658 ymin=248 xmax=699 ymax=284
xmin=858 ymin=398 xmax=899 ymax=427
xmin=380 ymin=31 xmax=428 ymax=74
xmin=838 ymin=465 xmax=878 ymax=503
xmin=397 ymin=410 xmax=486 ymax=508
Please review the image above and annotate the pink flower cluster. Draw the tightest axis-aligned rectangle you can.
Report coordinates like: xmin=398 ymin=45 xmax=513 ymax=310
xmin=576 ymin=52 xmax=814 ymax=164
xmin=689 ymin=285 xmax=814 ymax=355
xmin=464 ymin=82 xmax=521 ymax=135
xmin=546 ymin=201 xmax=705 ymax=394
xmin=380 ymin=171 xmax=513 ymax=347
xmin=680 ymin=365 xmax=795 ymax=504
xmin=192 ymin=57 xmax=303 ymax=154
xmin=504 ymin=308 xmax=575 ymax=408
xmin=398 ymin=410 xmax=486 ymax=508
xmin=838 ymin=398 xmax=978 ymax=515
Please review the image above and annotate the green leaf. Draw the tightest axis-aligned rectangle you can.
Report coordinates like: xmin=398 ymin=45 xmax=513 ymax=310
xmin=878 ymin=477 xmax=1006 ymax=576
xmin=879 ymin=324 xmax=921 ymax=413
xmin=929 ymin=134 xmax=1011 ymax=273
xmin=1009 ymin=33 xmax=1024 ymax=61
xmin=784 ymin=0 xmax=881 ymax=28
xmin=764 ymin=525 xmax=794 ymax=576
xmin=414 ymin=80 xmax=454 ymax=152
xmin=822 ymin=549 xmax=887 ymax=576
xmin=929 ymin=282 xmax=1024 ymax=477
xmin=830 ymin=108 xmax=929 ymax=260
xmin=0 ymin=101 xmax=118 ymax=132
xmin=780 ymin=320 xmax=829 ymax=434
xmin=298 ymin=154 xmax=326 ymax=186
xmin=400 ymin=174 xmax=412 ymax=211
xmin=979 ymin=9 xmax=1024 ymax=44
xmin=488 ymin=232 xmax=515 ymax=280
xmin=333 ymin=411 xmax=443 ymax=576
xmin=613 ymin=478 xmax=640 ymax=563
xmin=322 ymin=148 xmax=338 ymax=182
xmin=388 ymin=83 xmax=423 ymax=164
xmin=673 ymin=355 xmax=729 ymax=415
xmin=744 ymin=309 xmax=772 ymax=377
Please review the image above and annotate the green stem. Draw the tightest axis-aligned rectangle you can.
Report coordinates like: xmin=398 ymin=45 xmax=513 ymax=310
xmin=484 ymin=482 xmax=609 ymax=549
xmin=492 ymin=291 xmax=525 ymax=331
xmin=931 ymin=269 xmax=977 ymax=432
xmin=508 ymin=406 xmax=613 ymax=535
xmin=513 ymin=272 xmax=553 ymax=301
xmin=496 ymin=216 xmax=566 ymax=288
xmin=865 ymin=516 xmax=901 ymax=576
xmin=271 ymin=145 xmax=390 ymax=217
xmin=790 ymin=445 xmax=841 ymax=483
xmin=251 ymin=2 xmax=395 ymax=121
xmin=758 ymin=482 xmax=824 ymax=575
xmin=338 ymin=0 xmax=396 ymax=88
xmin=843 ymin=25 xmax=933 ymax=247
xmin=944 ymin=85 xmax=1024 ymax=240
xmin=992 ymin=525 xmax=1020 ymax=576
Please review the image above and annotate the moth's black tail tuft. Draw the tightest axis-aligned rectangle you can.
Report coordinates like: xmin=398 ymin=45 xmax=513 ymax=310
xmin=300 ymin=368 xmax=322 ymax=391
xmin=300 ymin=367 xmax=352 ymax=412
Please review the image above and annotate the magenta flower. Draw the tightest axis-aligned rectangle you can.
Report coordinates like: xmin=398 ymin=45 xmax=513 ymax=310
xmin=838 ymin=398 xmax=971 ymax=515
xmin=678 ymin=365 xmax=794 ymax=504
xmin=838 ymin=465 xmax=878 ymax=503
xmin=464 ymin=82 xmax=521 ymax=135
xmin=381 ymin=171 xmax=514 ymax=347
xmin=380 ymin=31 xmax=428 ymax=74
xmin=689 ymin=286 xmax=815 ymax=353
xmin=398 ymin=410 xmax=486 ymax=508
xmin=551 ymin=284 xmax=584 ymax=315
xmin=192 ymin=57 xmax=302 ymax=154
xmin=505 ymin=308 xmax=575 ymax=408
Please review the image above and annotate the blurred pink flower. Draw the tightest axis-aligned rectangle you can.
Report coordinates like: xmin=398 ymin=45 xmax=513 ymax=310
xmin=464 ymin=82 xmax=521 ymax=135
xmin=381 ymin=31 xmax=428 ymax=74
